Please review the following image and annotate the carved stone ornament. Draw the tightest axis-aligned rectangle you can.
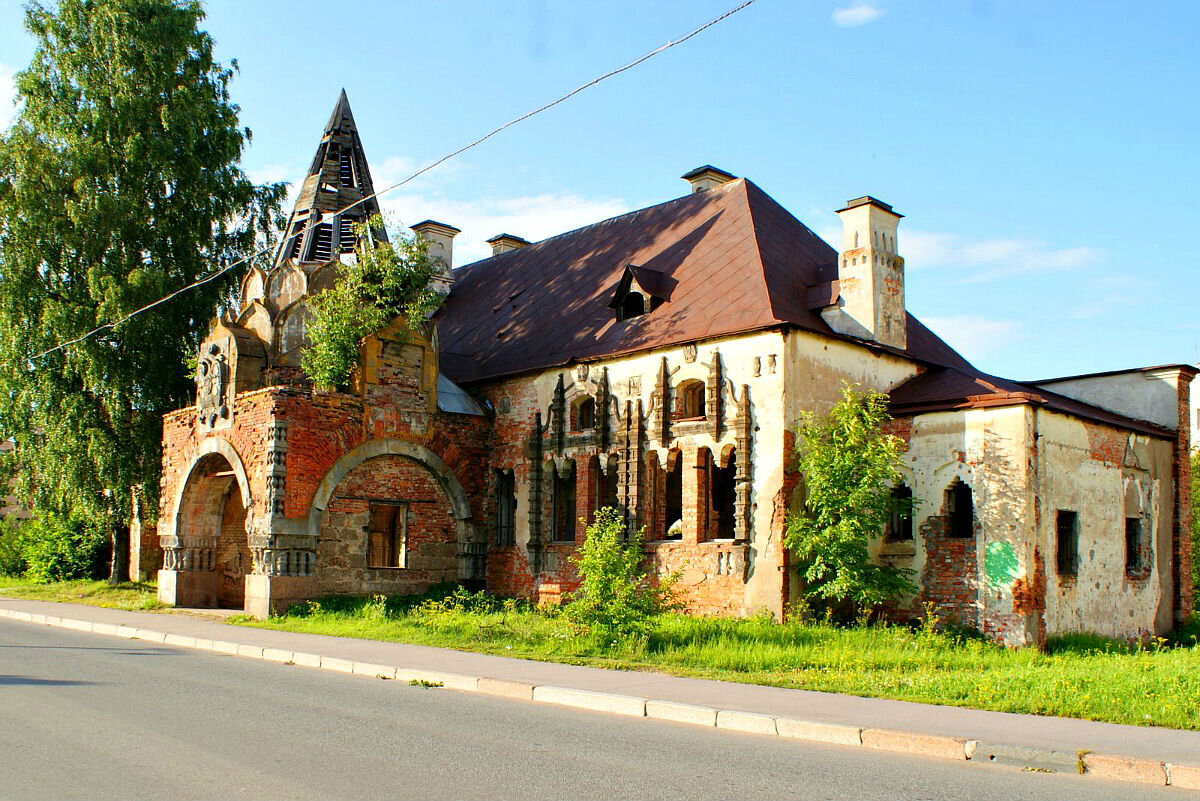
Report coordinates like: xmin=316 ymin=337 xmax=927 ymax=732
xmin=683 ymin=343 xmax=698 ymax=363
xmin=575 ymin=363 xmax=590 ymax=382
xmin=196 ymin=343 xmax=229 ymax=427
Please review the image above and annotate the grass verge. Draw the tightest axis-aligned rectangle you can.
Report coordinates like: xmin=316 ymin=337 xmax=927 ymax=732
xmin=0 ymin=576 xmax=163 ymax=611
xmin=234 ymin=588 xmax=1200 ymax=731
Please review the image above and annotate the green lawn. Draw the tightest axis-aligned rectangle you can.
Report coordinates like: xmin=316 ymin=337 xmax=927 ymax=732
xmin=237 ymin=590 xmax=1200 ymax=731
xmin=4 ymin=578 xmax=1197 ymax=730
xmin=0 ymin=576 xmax=163 ymax=611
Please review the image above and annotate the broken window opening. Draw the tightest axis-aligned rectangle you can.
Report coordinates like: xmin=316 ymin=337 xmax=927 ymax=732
xmin=338 ymin=215 xmax=357 ymax=254
xmin=674 ymin=380 xmax=706 ymax=420
xmin=305 ymin=222 xmax=333 ymax=263
xmin=572 ymin=396 xmax=596 ymax=430
xmin=945 ymin=481 xmax=973 ymax=538
xmin=494 ymin=469 xmax=516 ymax=547
xmin=1055 ymin=510 xmax=1079 ymax=576
xmin=1125 ymin=517 xmax=1145 ymax=576
xmin=339 ymin=147 xmax=355 ymax=187
xmin=664 ymin=450 xmax=683 ymax=540
xmin=711 ymin=447 xmax=737 ymax=540
xmin=885 ymin=485 xmax=914 ymax=541
xmin=367 ymin=501 xmax=407 ymax=568
xmin=551 ymin=461 xmax=577 ymax=542
xmin=287 ymin=219 xmax=308 ymax=260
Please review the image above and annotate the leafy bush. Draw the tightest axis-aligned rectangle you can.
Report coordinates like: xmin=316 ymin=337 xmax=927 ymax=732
xmin=565 ymin=507 xmax=679 ymax=640
xmin=302 ymin=216 xmax=444 ymax=391
xmin=0 ymin=517 xmax=27 ymax=577
xmin=19 ymin=512 xmax=108 ymax=583
xmin=785 ymin=382 xmax=915 ymax=611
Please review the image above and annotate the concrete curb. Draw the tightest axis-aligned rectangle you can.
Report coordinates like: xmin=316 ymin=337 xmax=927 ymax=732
xmin=2 ymin=606 xmax=1196 ymax=792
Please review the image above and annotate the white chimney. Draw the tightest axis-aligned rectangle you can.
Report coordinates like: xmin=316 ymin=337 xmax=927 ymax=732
xmin=820 ymin=196 xmax=906 ymax=350
xmin=681 ymin=165 xmax=735 ymax=193
xmin=411 ymin=220 xmax=460 ymax=293
xmin=486 ymin=233 xmax=530 ymax=256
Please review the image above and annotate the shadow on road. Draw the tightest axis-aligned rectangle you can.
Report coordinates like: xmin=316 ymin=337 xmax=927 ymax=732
xmin=0 ymin=674 xmax=99 ymax=686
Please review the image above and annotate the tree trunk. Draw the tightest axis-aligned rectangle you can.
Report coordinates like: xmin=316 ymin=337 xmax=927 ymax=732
xmin=109 ymin=522 xmax=130 ymax=585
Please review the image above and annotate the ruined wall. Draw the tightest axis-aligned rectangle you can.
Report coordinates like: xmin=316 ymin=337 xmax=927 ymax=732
xmin=477 ymin=329 xmax=788 ymax=616
xmin=317 ymin=454 xmax=459 ymax=595
xmin=1035 ymin=410 xmax=1175 ymax=639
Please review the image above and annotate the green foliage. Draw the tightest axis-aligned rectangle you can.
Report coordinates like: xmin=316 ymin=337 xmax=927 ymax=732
xmin=785 ymin=383 xmax=915 ymax=609
xmin=301 ymin=217 xmax=443 ymax=391
xmin=16 ymin=512 xmax=107 ymax=583
xmin=565 ymin=507 xmax=679 ymax=639
xmin=0 ymin=518 xmax=28 ymax=577
xmin=0 ymin=0 xmax=285 ymax=578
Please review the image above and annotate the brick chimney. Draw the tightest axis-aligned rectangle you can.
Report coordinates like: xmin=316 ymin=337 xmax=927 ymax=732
xmin=820 ymin=196 xmax=906 ymax=350
xmin=411 ymin=220 xmax=460 ymax=293
xmin=486 ymin=233 xmax=530 ymax=256
xmin=681 ymin=165 xmax=735 ymax=193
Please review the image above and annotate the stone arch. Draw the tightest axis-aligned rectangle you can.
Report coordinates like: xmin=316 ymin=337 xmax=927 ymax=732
xmin=307 ymin=439 xmax=479 ymax=580
xmin=170 ymin=437 xmax=253 ymax=536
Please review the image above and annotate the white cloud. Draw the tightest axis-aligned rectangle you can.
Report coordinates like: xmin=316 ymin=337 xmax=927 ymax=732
xmin=832 ymin=3 xmax=886 ymax=27
xmin=903 ymin=229 xmax=1102 ymax=282
xmin=379 ymin=188 xmax=630 ymax=266
xmin=0 ymin=63 xmax=20 ymax=131
xmin=921 ymin=314 xmax=1024 ymax=361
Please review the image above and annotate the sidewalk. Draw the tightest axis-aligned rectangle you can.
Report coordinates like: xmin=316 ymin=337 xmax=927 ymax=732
xmin=2 ymin=596 xmax=1197 ymax=790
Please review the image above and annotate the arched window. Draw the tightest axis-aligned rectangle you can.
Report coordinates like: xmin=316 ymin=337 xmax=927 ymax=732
xmin=674 ymin=380 xmax=705 ymax=420
xmin=572 ymin=396 xmax=596 ymax=430
xmin=551 ymin=461 xmax=577 ymax=542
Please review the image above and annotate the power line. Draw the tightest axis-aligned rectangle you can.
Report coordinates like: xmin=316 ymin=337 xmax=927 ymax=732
xmin=30 ymin=0 xmax=758 ymax=362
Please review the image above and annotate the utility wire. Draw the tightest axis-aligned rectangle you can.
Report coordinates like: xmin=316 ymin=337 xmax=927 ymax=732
xmin=30 ymin=0 xmax=757 ymax=362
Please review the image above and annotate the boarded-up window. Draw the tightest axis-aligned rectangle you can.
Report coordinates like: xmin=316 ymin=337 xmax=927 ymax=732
xmin=1056 ymin=510 xmax=1078 ymax=576
xmin=368 ymin=502 xmax=407 ymax=568
xmin=495 ymin=470 xmax=516 ymax=547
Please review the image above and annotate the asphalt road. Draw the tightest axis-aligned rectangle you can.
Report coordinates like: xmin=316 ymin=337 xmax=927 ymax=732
xmin=0 ymin=619 xmax=1184 ymax=801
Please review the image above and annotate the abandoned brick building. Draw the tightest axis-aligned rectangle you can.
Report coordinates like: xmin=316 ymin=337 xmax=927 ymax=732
xmin=147 ymin=92 xmax=1194 ymax=645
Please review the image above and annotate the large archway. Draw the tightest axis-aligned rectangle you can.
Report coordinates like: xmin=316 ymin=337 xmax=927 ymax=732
xmin=169 ymin=443 xmax=253 ymax=609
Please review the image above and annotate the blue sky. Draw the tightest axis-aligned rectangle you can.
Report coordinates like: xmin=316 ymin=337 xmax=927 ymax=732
xmin=1 ymin=0 xmax=1196 ymax=381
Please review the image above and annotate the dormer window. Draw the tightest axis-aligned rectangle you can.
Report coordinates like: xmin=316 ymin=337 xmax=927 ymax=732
xmin=620 ymin=291 xmax=647 ymax=321
xmin=610 ymin=264 xmax=667 ymax=322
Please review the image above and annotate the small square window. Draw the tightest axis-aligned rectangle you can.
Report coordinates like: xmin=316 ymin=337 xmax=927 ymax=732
xmin=368 ymin=502 xmax=407 ymax=568
xmin=1055 ymin=510 xmax=1078 ymax=576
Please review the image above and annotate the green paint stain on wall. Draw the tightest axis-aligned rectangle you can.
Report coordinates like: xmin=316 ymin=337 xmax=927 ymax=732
xmin=984 ymin=541 xmax=1021 ymax=589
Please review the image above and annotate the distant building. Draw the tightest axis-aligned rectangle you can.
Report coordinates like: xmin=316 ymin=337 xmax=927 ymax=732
xmin=148 ymin=93 xmax=1194 ymax=645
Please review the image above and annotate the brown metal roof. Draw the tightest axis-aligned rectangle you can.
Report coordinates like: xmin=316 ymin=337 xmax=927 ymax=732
xmin=888 ymin=366 xmax=1176 ymax=439
xmin=436 ymin=178 xmax=971 ymax=384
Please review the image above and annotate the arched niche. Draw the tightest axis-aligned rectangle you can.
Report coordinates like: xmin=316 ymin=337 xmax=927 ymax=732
xmin=273 ymin=301 xmax=313 ymax=366
xmin=241 ymin=267 xmax=266 ymax=311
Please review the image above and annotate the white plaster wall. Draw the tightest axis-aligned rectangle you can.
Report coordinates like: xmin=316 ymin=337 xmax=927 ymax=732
xmin=1034 ymin=369 xmax=1186 ymax=432
xmin=493 ymin=329 xmax=789 ymax=614
xmin=1034 ymin=410 xmax=1174 ymax=638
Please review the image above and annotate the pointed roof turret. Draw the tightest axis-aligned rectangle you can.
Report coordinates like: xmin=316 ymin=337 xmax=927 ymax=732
xmin=273 ymin=90 xmax=386 ymax=270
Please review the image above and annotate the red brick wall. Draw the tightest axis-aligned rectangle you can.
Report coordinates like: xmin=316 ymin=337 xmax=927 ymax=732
xmin=919 ymin=515 xmax=980 ymax=628
xmin=1174 ymin=373 xmax=1195 ymax=621
xmin=317 ymin=453 xmax=458 ymax=595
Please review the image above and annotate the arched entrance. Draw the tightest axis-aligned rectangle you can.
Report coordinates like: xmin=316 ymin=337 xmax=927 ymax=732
xmin=166 ymin=443 xmax=253 ymax=609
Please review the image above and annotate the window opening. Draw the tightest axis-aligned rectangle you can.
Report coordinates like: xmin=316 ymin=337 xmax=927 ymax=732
xmin=711 ymin=448 xmax=736 ymax=540
xmin=339 ymin=147 xmax=355 ymax=187
xmin=675 ymin=380 xmax=705 ymax=420
xmin=885 ymin=485 xmax=913 ymax=541
xmin=306 ymin=222 xmax=333 ymax=262
xmin=1056 ymin=510 xmax=1079 ymax=576
xmin=495 ymin=470 xmax=516 ymax=546
xmin=287 ymin=219 xmax=307 ymax=259
xmin=1125 ymin=517 xmax=1144 ymax=576
xmin=664 ymin=451 xmax=683 ymax=540
xmin=338 ymin=215 xmax=357 ymax=254
xmin=620 ymin=291 xmax=647 ymax=321
xmin=946 ymin=481 xmax=973 ymax=538
xmin=367 ymin=502 xmax=407 ymax=568
xmin=551 ymin=461 xmax=577 ymax=542
xmin=573 ymin=396 xmax=595 ymax=430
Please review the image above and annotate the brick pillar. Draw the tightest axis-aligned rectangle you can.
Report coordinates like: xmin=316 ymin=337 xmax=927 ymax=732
xmin=682 ymin=447 xmax=703 ymax=544
xmin=1173 ymin=371 xmax=1197 ymax=622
